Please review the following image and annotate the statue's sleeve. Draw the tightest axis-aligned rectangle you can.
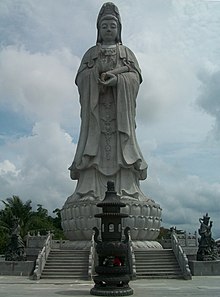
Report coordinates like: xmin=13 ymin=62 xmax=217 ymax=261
xmin=119 ymin=45 xmax=142 ymax=84
xmin=75 ymin=46 xmax=98 ymax=85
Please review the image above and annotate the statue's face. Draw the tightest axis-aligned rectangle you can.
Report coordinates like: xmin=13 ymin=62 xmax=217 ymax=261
xmin=99 ymin=19 xmax=118 ymax=45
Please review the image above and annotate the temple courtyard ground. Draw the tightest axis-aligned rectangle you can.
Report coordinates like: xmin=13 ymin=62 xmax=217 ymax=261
xmin=0 ymin=276 xmax=220 ymax=297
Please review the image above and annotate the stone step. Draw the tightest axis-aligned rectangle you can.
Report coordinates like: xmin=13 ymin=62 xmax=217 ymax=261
xmin=42 ymin=271 xmax=87 ymax=275
xmin=43 ymin=269 xmax=88 ymax=273
xmin=135 ymin=253 xmax=175 ymax=256
xmin=47 ymin=258 xmax=88 ymax=264
xmin=41 ymin=274 xmax=87 ymax=278
xmin=137 ymin=267 xmax=181 ymax=271
xmin=137 ymin=270 xmax=182 ymax=273
xmin=47 ymin=250 xmax=89 ymax=257
xmin=48 ymin=256 xmax=88 ymax=258
xmin=136 ymin=272 xmax=182 ymax=277
xmin=46 ymin=258 xmax=87 ymax=262
xmin=134 ymin=249 xmax=183 ymax=279
xmin=42 ymin=270 xmax=88 ymax=275
xmin=134 ymin=249 xmax=173 ymax=253
xmin=49 ymin=251 xmax=89 ymax=253
xmin=45 ymin=262 xmax=88 ymax=266
xmin=135 ymin=258 xmax=178 ymax=262
xmin=136 ymin=273 xmax=183 ymax=279
xmin=49 ymin=253 xmax=88 ymax=256
xmin=41 ymin=249 xmax=89 ymax=280
xmin=44 ymin=263 xmax=88 ymax=269
xmin=48 ymin=253 xmax=88 ymax=256
xmin=135 ymin=257 xmax=177 ymax=261
xmin=46 ymin=258 xmax=88 ymax=262
xmin=138 ymin=261 xmax=179 ymax=267
xmin=135 ymin=254 xmax=178 ymax=261
xmin=41 ymin=274 xmax=88 ymax=279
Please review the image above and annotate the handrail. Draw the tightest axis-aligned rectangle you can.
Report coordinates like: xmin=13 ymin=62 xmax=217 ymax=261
xmin=32 ymin=232 xmax=53 ymax=280
xmin=88 ymin=230 xmax=96 ymax=279
xmin=171 ymin=231 xmax=192 ymax=280
xmin=128 ymin=230 xmax=136 ymax=280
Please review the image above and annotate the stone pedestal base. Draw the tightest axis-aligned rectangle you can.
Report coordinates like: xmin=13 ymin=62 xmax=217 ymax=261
xmin=61 ymin=198 xmax=162 ymax=241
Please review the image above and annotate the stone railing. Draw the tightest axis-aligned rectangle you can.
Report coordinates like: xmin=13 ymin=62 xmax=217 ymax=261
xmin=26 ymin=231 xmax=49 ymax=250
xmin=159 ymin=231 xmax=198 ymax=249
xmin=88 ymin=231 xmax=97 ymax=279
xmin=32 ymin=232 xmax=53 ymax=280
xmin=128 ymin=230 xmax=136 ymax=280
xmin=171 ymin=231 xmax=192 ymax=280
xmin=176 ymin=231 xmax=198 ymax=247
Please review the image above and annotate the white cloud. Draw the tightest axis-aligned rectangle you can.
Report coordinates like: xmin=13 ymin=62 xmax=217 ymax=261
xmin=197 ymin=70 xmax=220 ymax=140
xmin=0 ymin=160 xmax=20 ymax=176
xmin=0 ymin=121 xmax=76 ymax=211
xmin=0 ymin=46 xmax=80 ymax=129
xmin=141 ymin=157 xmax=220 ymax=237
xmin=136 ymin=53 xmax=200 ymax=124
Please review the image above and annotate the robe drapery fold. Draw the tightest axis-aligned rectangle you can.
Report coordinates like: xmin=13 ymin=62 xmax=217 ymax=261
xmin=69 ymin=44 xmax=148 ymax=200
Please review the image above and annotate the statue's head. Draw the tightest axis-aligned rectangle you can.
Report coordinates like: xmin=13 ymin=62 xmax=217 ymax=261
xmin=96 ymin=2 xmax=122 ymax=45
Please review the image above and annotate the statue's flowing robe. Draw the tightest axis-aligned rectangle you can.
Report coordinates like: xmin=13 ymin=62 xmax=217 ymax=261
xmin=69 ymin=44 xmax=148 ymax=201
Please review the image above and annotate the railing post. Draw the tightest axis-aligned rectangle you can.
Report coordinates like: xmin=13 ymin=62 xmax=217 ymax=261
xmin=88 ymin=230 xmax=95 ymax=280
xmin=185 ymin=231 xmax=187 ymax=247
xmin=171 ymin=231 xmax=192 ymax=280
xmin=195 ymin=231 xmax=198 ymax=246
xmin=129 ymin=231 xmax=136 ymax=280
xmin=31 ymin=232 xmax=52 ymax=280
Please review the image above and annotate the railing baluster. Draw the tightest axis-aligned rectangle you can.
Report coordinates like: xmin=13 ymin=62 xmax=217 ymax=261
xmin=171 ymin=231 xmax=192 ymax=280
xmin=32 ymin=232 xmax=52 ymax=280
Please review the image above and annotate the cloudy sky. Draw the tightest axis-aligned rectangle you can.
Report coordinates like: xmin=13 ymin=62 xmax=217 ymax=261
xmin=0 ymin=0 xmax=220 ymax=237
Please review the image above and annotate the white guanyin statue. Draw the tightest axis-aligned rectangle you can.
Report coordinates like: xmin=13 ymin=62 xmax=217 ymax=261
xmin=61 ymin=2 xmax=162 ymax=244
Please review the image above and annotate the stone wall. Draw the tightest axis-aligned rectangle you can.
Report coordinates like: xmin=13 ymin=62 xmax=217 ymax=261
xmin=189 ymin=260 xmax=220 ymax=276
xmin=0 ymin=261 xmax=35 ymax=276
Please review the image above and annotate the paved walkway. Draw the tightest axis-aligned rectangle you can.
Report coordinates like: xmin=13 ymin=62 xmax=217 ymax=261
xmin=0 ymin=276 xmax=220 ymax=297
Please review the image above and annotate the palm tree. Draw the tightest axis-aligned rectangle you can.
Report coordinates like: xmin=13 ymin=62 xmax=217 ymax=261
xmin=0 ymin=208 xmax=12 ymax=253
xmin=0 ymin=196 xmax=65 ymax=250
xmin=1 ymin=196 xmax=32 ymax=238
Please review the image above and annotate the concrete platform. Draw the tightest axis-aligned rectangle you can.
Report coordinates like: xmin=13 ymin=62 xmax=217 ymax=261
xmin=0 ymin=276 xmax=220 ymax=297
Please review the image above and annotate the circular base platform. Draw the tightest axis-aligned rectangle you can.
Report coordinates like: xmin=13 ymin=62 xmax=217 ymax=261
xmin=61 ymin=198 xmax=162 ymax=241
xmin=90 ymin=286 xmax=133 ymax=296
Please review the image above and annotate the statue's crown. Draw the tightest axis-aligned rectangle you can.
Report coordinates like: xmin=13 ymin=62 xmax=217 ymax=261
xmin=102 ymin=2 xmax=118 ymax=14
xmin=97 ymin=2 xmax=121 ymax=27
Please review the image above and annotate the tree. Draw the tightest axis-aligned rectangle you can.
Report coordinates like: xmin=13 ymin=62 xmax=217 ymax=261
xmin=1 ymin=196 xmax=32 ymax=238
xmin=52 ymin=208 xmax=62 ymax=229
xmin=0 ymin=196 xmax=65 ymax=253
xmin=158 ymin=226 xmax=172 ymax=239
xmin=51 ymin=208 xmax=65 ymax=239
xmin=0 ymin=212 xmax=10 ymax=253
xmin=28 ymin=204 xmax=54 ymax=235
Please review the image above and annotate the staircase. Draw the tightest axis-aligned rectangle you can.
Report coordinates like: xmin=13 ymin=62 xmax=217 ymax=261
xmin=41 ymin=249 xmax=89 ymax=279
xmin=134 ymin=249 xmax=183 ymax=279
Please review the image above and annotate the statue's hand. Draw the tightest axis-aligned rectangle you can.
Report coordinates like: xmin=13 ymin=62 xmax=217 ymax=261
xmin=99 ymin=72 xmax=117 ymax=87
